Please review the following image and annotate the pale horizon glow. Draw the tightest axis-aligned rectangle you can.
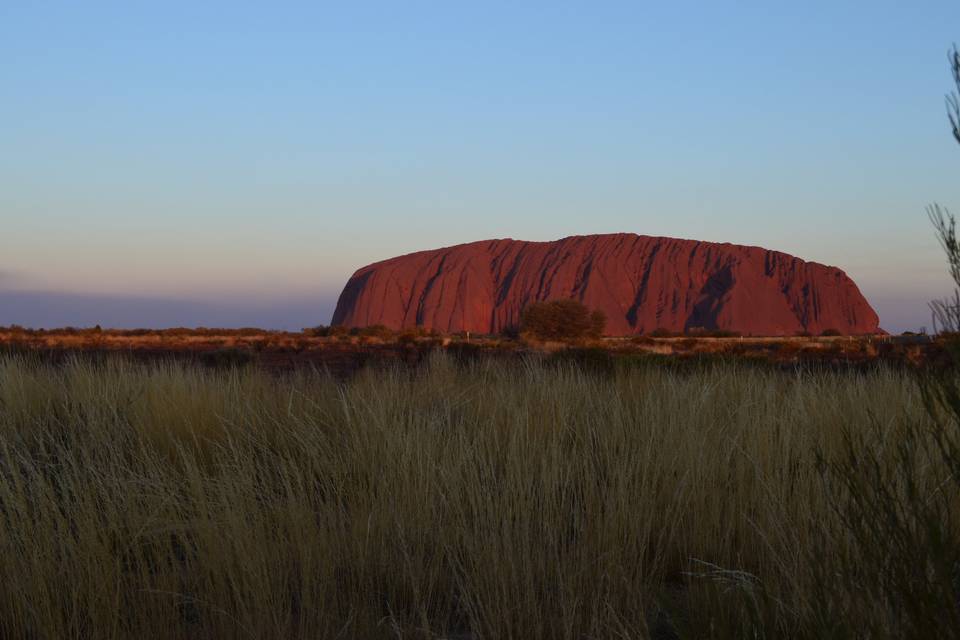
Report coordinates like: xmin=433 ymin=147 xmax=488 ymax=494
xmin=2 ymin=2 xmax=959 ymax=333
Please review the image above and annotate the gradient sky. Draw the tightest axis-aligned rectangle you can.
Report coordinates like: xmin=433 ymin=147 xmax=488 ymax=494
xmin=2 ymin=1 xmax=959 ymax=332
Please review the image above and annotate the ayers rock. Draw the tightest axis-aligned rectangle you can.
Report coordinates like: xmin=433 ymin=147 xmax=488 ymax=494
xmin=332 ymin=234 xmax=881 ymax=336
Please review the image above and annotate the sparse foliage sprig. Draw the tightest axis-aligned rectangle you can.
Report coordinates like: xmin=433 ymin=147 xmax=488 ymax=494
xmin=929 ymin=205 xmax=960 ymax=334
xmin=949 ymin=45 xmax=960 ymax=145
xmin=929 ymin=46 xmax=960 ymax=335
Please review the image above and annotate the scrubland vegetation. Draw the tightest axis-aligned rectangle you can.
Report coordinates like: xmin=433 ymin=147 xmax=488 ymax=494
xmin=0 ymin=351 xmax=957 ymax=639
xmin=0 ymin=323 xmax=937 ymax=376
xmin=0 ymin=37 xmax=955 ymax=640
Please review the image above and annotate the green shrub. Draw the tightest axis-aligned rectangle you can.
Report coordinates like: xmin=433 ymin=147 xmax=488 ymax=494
xmin=520 ymin=299 xmax=606 ymax=341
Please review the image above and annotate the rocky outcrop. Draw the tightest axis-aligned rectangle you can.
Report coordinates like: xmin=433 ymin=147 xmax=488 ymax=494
xmin=332 ymin=234 xmax=881 ymax=336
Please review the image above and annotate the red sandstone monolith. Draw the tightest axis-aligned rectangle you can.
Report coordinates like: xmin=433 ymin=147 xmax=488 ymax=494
xmin=332 ymin=234 xmax=881 ymax=336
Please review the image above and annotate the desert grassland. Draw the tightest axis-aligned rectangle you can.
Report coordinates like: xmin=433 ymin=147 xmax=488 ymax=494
xmin=0 ymin=352 xmax=952 ymax=639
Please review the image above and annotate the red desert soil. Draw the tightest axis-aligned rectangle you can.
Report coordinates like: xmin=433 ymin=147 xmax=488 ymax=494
xmin=332 ymin=233 xmax=881 ymax=336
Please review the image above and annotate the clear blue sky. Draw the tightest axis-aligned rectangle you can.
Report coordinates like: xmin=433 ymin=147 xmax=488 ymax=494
xmin=2 ymin=1 xmax=958 ymax=332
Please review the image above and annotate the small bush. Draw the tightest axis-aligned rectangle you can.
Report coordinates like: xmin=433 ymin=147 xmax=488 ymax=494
xmin=821 ymin=328 xmax=842 ymax=337
xmin=1 ymin=325 xmax=25 ymax=332
xmin=328 ymin=325 xmax=350 ymax=337
xmin=520 ymin=299 xmax=606 ymax=342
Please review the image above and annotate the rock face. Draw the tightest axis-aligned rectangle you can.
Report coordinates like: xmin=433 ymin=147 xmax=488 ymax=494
xmin=332 ymin=234 xmax=881 ymax=336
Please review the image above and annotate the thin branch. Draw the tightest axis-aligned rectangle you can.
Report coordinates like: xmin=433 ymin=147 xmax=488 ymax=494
xmin=950 ymin=45 xmax=960 ymax=145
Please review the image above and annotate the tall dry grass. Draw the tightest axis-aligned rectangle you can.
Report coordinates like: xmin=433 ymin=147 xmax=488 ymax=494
xmin=0 ymin=352 xmax=953 ymax=639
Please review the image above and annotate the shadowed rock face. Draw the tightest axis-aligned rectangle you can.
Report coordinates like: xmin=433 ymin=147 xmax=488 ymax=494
xmin=332 ymin=234 xmax=881 ymax=336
